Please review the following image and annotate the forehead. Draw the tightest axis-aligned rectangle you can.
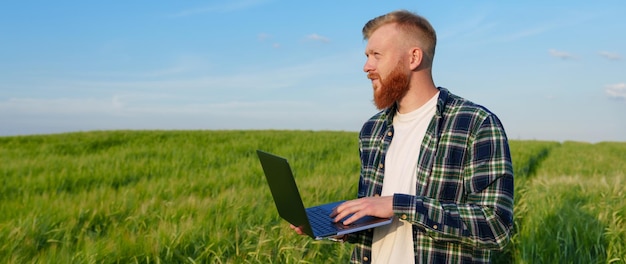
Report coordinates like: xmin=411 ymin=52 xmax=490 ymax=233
xmin=365 ymin=24 xmax=401 ymax=52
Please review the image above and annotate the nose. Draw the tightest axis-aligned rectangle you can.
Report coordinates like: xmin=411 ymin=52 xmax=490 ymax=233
xmin=363 ymin=58 xmax=374 ymax=73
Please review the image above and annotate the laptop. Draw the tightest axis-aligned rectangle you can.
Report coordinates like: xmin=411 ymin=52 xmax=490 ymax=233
xmin=256 ymin=150 xmax=392 ymax=240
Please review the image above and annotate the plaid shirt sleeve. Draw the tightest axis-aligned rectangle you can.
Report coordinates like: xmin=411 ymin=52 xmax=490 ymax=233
xmin=349 ymin=88 xmax=514 ymax=263
xmin=394 ymin=104 xmax=514 ymax=249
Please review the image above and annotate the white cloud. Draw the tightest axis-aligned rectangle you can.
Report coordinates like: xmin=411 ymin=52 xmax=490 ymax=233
xmin=549 ymin=49 xmax=576 ymax=60
xmin=605 ymin=83 xmax=626 ymax=100
xmin=0 ymin=97 xmax=117 ymax=114
xmin=71 ymin=52 xmax=358 ymax=95
xmin=169 ymin=0 xmax=270 ymax=17
xmin=257 ymin=33 xmax=271 ymax=41
xmin=0 ymin=51 xmax=369 ymax=136
xmin=0 ymin=95 xmax=368 ymax=136
xmin=598 ymin=51 xmax=622 ymax=61
xmin=257 ymin=33 xmax=281 ymax=49
xmin=305 ymin=33 xmax=330 ymax=43
xmin=79 ymin=55 xmax=212 ymax=79
xmin=441 ymin=10 xmax=595 ymax=46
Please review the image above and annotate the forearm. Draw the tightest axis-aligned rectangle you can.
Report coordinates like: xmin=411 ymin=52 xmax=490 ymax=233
xmin=393 ymin=182 xmax=513 ymax=250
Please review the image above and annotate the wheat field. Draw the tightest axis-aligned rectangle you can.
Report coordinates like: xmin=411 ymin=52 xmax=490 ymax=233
xmin=1 ymin=130 xmax=624 ymax=263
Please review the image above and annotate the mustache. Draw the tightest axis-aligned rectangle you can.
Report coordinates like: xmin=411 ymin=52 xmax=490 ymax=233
xmin=367 ymin=73 xmax=380 ymax=80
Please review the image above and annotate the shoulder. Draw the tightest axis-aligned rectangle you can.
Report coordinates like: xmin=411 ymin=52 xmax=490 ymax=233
xmin=437 ymin=88 xmax=507 ymax=137
xmin=359 ymin=108 xmax=393 ymax=139
xmin=440 ymin=88 xmax=491 ymax=117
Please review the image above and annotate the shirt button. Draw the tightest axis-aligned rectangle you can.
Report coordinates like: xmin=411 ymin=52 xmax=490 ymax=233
xmin=433 ymin=224 xmax=438 ymax=230
xmin=363 ymin=256 xmax=369 ymax=262
xmin=401 ymin=214 xmax=407 ymax=220
xmin=378 ymin=163 xmax=384 ymax=169
xmin=387 ymin=131 xmax=393 ymax=136
xmin=373 ymin=194 xmax=380 ymax=197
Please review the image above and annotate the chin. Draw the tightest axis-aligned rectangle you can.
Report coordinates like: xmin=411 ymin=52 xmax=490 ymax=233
xmin=372 ymin=82 xmax=381 ymax=91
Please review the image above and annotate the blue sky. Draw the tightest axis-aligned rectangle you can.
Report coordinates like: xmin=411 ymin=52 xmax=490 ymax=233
xmin=1 ymin=1 xmax=625 ymax=143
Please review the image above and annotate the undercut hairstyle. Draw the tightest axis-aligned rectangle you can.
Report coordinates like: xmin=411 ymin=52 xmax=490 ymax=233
xmin=363 ymin=10 xmax=437 ymax=66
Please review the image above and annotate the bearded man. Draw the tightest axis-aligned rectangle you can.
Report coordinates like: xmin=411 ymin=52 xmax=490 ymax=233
xmin=293 ymin=10 xmax=514 ymax=264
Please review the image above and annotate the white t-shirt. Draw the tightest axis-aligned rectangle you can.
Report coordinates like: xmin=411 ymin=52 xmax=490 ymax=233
xmin=372 ymin=92 xmax=438 ymax=264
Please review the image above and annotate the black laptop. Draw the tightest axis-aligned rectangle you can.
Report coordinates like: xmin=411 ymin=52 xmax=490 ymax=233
xmin=256 ymin=150 xmax=392 ymax=240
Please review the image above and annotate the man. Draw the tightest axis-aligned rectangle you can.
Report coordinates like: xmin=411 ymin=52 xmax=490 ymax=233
xmin=292 ymin=10 xmax=514 ymax=263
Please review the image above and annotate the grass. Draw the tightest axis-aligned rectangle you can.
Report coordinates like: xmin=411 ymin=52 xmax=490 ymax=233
xmin=512 ymin=141 xmax=626 ymax=263
xmin=0 ymin=130 xmax=624 ymax=263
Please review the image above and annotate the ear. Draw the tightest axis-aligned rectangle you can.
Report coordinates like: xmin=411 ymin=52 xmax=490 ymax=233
xmin=408 ymin=47 xmax=423 ymax=71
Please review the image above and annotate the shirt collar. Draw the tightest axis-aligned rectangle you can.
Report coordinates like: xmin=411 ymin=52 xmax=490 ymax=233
xmin=381 ymin=87 xmax=450 ymax=124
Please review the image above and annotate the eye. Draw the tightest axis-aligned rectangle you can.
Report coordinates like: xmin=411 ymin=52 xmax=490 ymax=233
xmin=365 ymin=49 xmax=381 ymax=58
xmin=366 ymin=52 xmax=379 ymax=58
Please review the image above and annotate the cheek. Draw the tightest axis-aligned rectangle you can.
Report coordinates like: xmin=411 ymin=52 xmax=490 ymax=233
xmin=378 ymin=61 xmax=395 ymax=78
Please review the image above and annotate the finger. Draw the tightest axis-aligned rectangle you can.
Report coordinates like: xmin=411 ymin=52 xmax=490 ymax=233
xmin=331 ymin=200 xmax=355 ymax=218
xmin=330 ymin=207 xmax=338 ymax=218
xmin=332 ymin=206 xmax=350 ymax=223
xmin=342 ymin=211 xmax=365 ymax=225
xmin=331 ymin=201 xmax=347 ymax=214
xmin=331 ymin=202 xmax=348 ymax=220
xmin=289 ymin=224 xmax=304 ymax=235
xmin=333 ymin=202 xmax=363 ymax=223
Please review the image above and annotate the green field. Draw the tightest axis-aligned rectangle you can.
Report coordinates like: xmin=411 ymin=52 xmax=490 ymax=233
xmin=1 ymin=130 xmax=625 ymax=263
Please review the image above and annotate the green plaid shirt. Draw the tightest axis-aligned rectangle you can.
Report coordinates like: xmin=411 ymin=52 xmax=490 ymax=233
xmin=346 ymin=87 xmax=514 ymax=263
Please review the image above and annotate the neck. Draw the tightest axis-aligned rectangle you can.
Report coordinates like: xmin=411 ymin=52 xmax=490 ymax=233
xmin=396 ymin=77 xmax=438 ymax=114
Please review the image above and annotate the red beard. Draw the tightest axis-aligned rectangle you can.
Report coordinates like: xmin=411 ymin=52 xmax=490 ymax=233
xmin=368 ymin=62 xmax=410 ymax=110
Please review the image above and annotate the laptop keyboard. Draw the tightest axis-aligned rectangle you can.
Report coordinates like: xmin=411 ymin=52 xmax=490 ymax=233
xmin=306 ymin=207 xmax=337 ymax=235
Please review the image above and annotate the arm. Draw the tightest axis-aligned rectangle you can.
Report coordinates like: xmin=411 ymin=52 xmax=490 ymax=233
xmin=334 ymin=114 xmax=514 ymax=249
xmin=394 ymin=114 xmax=514 ymax=250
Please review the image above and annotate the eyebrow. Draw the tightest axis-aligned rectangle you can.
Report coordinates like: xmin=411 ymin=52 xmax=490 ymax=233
xmin=364 ymin=48 xmax=378 ymax=56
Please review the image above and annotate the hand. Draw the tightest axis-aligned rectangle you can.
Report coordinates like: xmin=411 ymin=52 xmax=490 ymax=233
xmin=330 ymin=196 xmax=394 ymax=225
xmin=289 ymin=224 xmax=345 ymax=242
xmin=289 ymin=224 xmax=306 ymax=236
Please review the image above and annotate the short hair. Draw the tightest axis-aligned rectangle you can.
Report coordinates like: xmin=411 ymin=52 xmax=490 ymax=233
xmin=363 ymin=10 xmax=437 ymax=64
